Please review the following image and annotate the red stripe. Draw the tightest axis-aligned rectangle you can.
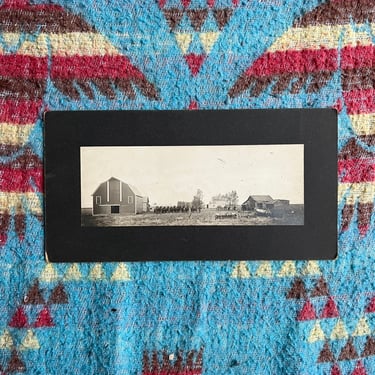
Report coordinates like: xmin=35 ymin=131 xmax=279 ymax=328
xmin=51 ymin=55 xmax=145 ymax=80
xmin=0 ymin=55 xmax=48 ymax=79
xmin=343 ymin=89 xmax=375 ymax=115
xmin=338 ymin=159 xmax=375 ymax=183
xmin=0 ymin=99 xmax=42 ymax=124
xmin=0 ymin=169 xmax=43 ymax=192
xmin=244 ymin=48 xmax=338 ymax=77
xmin=341 ymin=45 xmax=375 ymax=70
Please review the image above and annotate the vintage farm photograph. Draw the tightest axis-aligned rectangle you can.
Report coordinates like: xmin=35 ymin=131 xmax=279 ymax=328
xmin=80 ymin=145 xmax=304 ymax=227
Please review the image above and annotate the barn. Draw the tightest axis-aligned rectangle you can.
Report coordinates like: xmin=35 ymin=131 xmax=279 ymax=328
xmin=241 ymin=195 xmax=275 ymax=211
xmin=92 ymin=177 xmax=149 ymax=215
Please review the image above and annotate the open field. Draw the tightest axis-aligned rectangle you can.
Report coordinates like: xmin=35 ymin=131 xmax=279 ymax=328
xmin=81 ymin=205 xmax=304 ymax=227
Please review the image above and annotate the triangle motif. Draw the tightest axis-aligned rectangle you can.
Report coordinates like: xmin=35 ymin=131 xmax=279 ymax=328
xmin=111 ymin=263 xmax=131 ymax=281
xmin=187 ymin=9 xmax=208 ymax=31
xmin=6 ymin=349 xmax=25 ymax=373
xmin=338 ymin=338 xmax=358 ymax=361
xmin=9 ymin=306 xmax=28 ymax=328
xmin=163 ymin=8 xmax=184 ymax=31
xmin=330 ymin=319 xmax=348 ymax=340
xmin=362 ymin=336 xmax=375 ymax=357
xmin=184 ymin=53 xmax=206 ymax=76
xmin=301 ymin=260 xmax=321 ymax=276
xmin=213 ymin=8 xmax=233 ymax=30
xmin=297 ymin=300 xmax=316 ymax=321
xmin=277 ymin=261 xmax=297 ymax=277
xmin=33 ymin=306 xmax=54 ymax=328
xmin=39 ymin=264 xmax=59 ymax=282
xmin=308 ymin=320 xmax=325 ymax=343
xmin=89 ymin=263 xmax=106 ymax=281
xmin=48 ymin=282 xmax=68 ymax=304
xmin=317 ymin=341 xmax=335 ymax=363
xmin=321 ymin=297 xmax=339 ymax=319
xmin=23 ymin=280 xmax=45 ymax=305
xmin=64 ymin=263 xmax=82 ymax=281
xmin=365 ymin=296 xmax=375 ymax=313
xmin=0 ymin=329 xmax=13 ymax=349
xmin=352 ymin=316 xmax=371 ymax=337
xmin=199 ymin=31 xmax=220 ymax=54
xmin=175 ymin=32 xmax=192 ymax=54
xmin=311 ymin=277 xmax=329 ymax=297
xmin=254 ymin=261 xmax=273 ymax=278
xmin=287 ymin=278 xmax=307 ymax=299
xmin=20 ymin=329 xmax=39 ymax=350
xmin=351 ymin=360 xmax=367 ymax=375
xmin=231 ymin=261 xmax=250 ymax=278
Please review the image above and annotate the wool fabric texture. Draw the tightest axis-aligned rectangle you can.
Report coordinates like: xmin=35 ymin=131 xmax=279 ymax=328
xmin=0 ymin=0 xmax=374 ymax=374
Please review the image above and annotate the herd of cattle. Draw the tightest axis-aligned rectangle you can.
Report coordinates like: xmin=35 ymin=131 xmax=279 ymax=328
xmin=152 ymin=206 xmax=200 ymax=214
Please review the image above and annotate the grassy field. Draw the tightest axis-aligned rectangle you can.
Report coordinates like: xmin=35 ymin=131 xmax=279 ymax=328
xmin=81 ymin=206 xmax=304 ymax=227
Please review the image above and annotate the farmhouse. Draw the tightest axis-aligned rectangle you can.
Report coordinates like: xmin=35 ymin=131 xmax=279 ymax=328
xmin=241 ymin=195 xmax=275 ymax=211
xmin=92 ymin=177 xmax=148 ymax=215
xmin=208 ymin=197 xmax=227 ymax=209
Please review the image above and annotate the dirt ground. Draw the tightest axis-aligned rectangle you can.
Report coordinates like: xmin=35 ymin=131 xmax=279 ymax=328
xmin=81 ymin=206 xmax=304 ymax=227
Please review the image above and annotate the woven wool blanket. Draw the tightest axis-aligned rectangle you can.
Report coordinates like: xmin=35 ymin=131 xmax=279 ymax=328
xmin=0 ymin=0 xmax=374 ymax=374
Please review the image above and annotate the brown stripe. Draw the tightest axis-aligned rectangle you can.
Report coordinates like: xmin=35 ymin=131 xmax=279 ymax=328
xmin=228 ymin=74 xmax=254 ymax=98
xmin=0 ymin=8 xmax=94 ymax=33
xmin=342 ymin=67 xmax=375 ymax=92
xmin=272 ymin=74 xmax=293 ymax=94
xmin=359 ymin=134 xmax=375 ymax=146
xmin=0 ymin=144 xmax=22 ymax=157
xmin=132 ymin=76 xmax=159 ymax=100
xmin=0 ymin=78 xmax=46 ymax=100
xmin=76 ymin=80 xmax=94 ymax=100
xmin=306 ymin=71 xmax=334 ymax=93
xmin=250 ymin=77 xmax=272 ymax=97
xmin=114 ymin=78 xmax=136 ymax=99
xmin=294 ymin=0 xmax=375 ymax=27
xmin=338 ymin=138 xmax=374 ymax=160
xmin=2 ymin=146 xmax=42 ymax=169
xmin=52 ymin=78 xmax=80 ymax=100
xmin=290 ymin=74 xmax=308 ymax=94
xmin=91 ymin=78 xmax=116 ymax=99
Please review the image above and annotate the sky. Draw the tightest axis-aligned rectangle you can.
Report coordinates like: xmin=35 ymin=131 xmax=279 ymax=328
xmin=80 ymin=145 xmax=304 ymax=208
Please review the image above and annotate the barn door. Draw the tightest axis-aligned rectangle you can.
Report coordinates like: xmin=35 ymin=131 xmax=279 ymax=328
xmin=111 ymin=205 xmax=119 ymax=214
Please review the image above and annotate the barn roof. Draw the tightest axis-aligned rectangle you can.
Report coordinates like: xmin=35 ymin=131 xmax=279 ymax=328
xmin=91 ymin=177 xmax=147 ymax=197
xmin=243 ymin=195 xmax=274 ymax=204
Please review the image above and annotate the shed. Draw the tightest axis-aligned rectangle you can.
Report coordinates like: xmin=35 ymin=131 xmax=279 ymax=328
xmin=241 ymin=195 xmax=275 ymax=211
xmin=92 ymin=177 xmax=148 ymax=215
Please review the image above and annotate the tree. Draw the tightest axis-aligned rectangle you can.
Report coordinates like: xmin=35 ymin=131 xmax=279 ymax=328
xmin=192 ymin=189 xmax=204 ymax=211
xmin=225 ymin=190 xmax=238 ymax=207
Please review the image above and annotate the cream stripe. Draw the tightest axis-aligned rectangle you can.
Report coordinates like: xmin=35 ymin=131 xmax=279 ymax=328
xmin=0 ymin=192 xmax=42 ymax=215
xmin=349 ymin=114 xmax=375 ymax=136
xmin=338 ymin=182 xmax=375 ymax=204
xmin=0 ymin=123 xmax=34 ymax=146
xmin=268 ymin=23 xmax=374 ymax=53
xmin=3 ymin=32 xmax=119 ymax=57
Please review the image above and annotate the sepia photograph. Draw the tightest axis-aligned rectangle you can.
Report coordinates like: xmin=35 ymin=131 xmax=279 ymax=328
xmin=80 ymin=144 xmax=304 ymax=227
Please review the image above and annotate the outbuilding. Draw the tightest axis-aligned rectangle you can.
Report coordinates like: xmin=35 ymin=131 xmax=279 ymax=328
xmin=241 ymin=195 xmax=275 ymax=211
